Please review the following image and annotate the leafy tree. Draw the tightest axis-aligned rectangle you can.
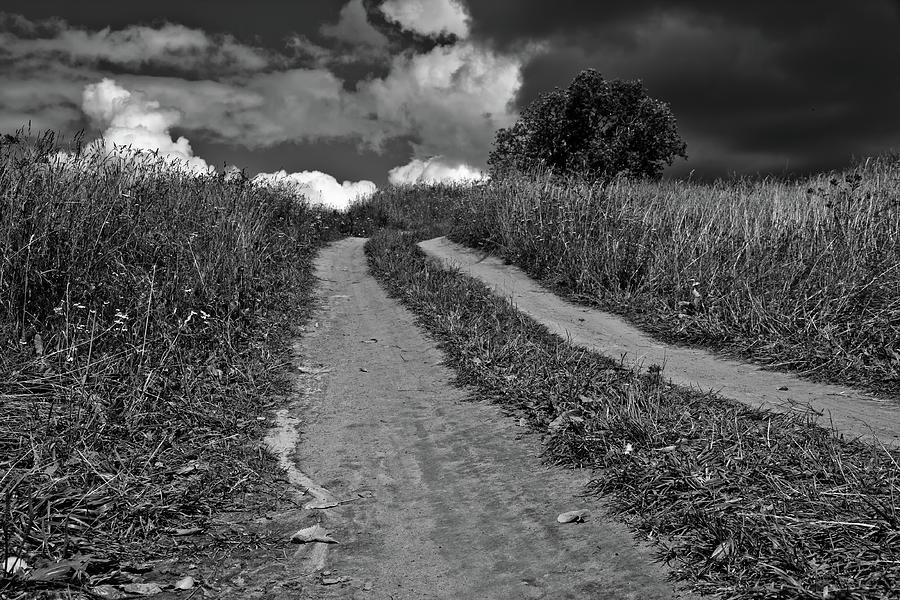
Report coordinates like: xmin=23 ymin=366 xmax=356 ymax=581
xmin=489 ymin=70 xmax=687 ymax=181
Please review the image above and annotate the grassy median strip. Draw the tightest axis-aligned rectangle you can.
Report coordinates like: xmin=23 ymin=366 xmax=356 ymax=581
xmin=354 ymin=159 xmax=900 ymax=397
xmin=0 ymin=133 xmax=348 ymax=596
xmin=366 ymin=229 xmax=900 ymax=600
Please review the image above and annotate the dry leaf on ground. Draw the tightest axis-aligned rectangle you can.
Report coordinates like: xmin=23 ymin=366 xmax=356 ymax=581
xmin=557 ymin=509 xmax=589 ymax=523
xmin=291 ymin=524 xmax=339 ymax=544
xmin=121 ymin=582 xmax=164 ymax=596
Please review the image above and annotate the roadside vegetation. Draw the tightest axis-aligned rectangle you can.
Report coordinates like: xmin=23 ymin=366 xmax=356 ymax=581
xmin=353 ymin=155 xmax=900 ymax=395
xmin=0 ymin=131 xmax=354 ymax=597
xmin=366 ymin=229 xmax=900 ymax=599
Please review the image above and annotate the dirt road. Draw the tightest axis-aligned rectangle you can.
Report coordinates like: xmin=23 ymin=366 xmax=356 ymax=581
xmin=269 ymin=237 xmax=694 ymax=599
xmin=419 ymin=236 xmax=900 ymax=447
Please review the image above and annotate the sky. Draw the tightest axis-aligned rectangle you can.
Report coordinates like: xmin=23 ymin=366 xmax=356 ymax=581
xmin=2 ymin=1 xmax=899 ymax=207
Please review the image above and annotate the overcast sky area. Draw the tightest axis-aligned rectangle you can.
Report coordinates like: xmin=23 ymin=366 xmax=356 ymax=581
xmin=2 ymin=1 xmax=899 ymax=206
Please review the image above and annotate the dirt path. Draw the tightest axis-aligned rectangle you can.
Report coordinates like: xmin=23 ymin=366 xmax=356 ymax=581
xmin=268 ymin=237 xmax=695 ymax=599
xmin=419 ymin=236 xmax=900 ymax=448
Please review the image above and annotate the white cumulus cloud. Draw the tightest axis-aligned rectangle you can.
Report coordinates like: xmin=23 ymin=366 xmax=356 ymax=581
xmin=253 ymin=170 xmax=376 ymax=210
xmin=82 ymin=78 xmax=210 ymax=172
xmin=388 ymin=156 xmax=486 ymax=185
xmin=360 ymin=41 xmax=522 ymax=165
xmin=0 ymin=8 xmax=531 ymax=185
xmin=380 ymin=0 xmax=471 ymax=38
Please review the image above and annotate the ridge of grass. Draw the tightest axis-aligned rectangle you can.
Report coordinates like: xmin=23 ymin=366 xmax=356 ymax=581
xmin=366 ymin=228 xmax=900 ymax=600
xmin=0 ymin=132 xmax=353 ymax=597
xmin=352 ymin=158 xmax=900 ymax=397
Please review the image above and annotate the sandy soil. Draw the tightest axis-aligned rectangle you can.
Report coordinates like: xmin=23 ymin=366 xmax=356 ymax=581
xmin=418 ymin=236 xmax=900 ymax=448
xmin=260 ymin=237 xmax=696 ymax=599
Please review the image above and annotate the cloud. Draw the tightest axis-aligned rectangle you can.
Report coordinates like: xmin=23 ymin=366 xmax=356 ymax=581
xmin=0 ymin=15 xmax=274 ymax=73
xmin=321 ymin=0 xmax=388 ymax=50
xmin=380 ymin=0 xmax=471 ymax=38
xmin=102 ymin=37 xmax=524 ymax=166
xmin=80 ymin=78 xmax=210 ymax=172
xmin=360 ymin=40 xmax=522 ymax=164
xmin=78 ymin=78 xmax=376 ymax=206
xmin=388 ymin=156 xmax=486 ymax=185
xmin=114 ymin=68 xmax=387 ymax=149
xmin=253 ymin=170 xmax=376 ymax=210
xmin=0 ymin=6 xmax=528 ymax=180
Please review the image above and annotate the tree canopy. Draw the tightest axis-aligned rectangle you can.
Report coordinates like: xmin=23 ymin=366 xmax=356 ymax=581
xmin=488 ymin=70 xmax=687 ymax=181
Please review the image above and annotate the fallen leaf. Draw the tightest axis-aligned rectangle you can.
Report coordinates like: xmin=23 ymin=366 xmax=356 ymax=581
xmin=28 ymin=563 xmax=75 ymax=581
xmin=291 ymin=524 xmax=338 ymax=544
xmin=778 ymin=386 xmax=789 ymax=391
xmin=172 ymin=527 xmax=202 ymax=537
xmin=176 ymin=461 xmax=206 ymax=476
xmin=90 ymin=585 xmax=125 ymax=599
xmin=711 ymin=539 xmax=734 ymax=562
xmin=359 ymin=368 xmax=368 ymax=372
xmin=3 ymin=556 xmax=29 ymax=575
xmin=121 ymin=582 xmax=164 ymax=596
xmin=548 ymin=414 xmax=566 ymax=432
xmin=361 ymin=338 xmax=378 ymax=344
xmin=548 ymin=410 xmax=582 ymax=432
xmin=623 ymin=443 xmax=634 ymax=455
xmin=557 ymin=510 xmax=589 ymax=524
xmin=174 ymin=576 xmax=195 ymax=590
xmin=321 ymin=576 xmax=349 ymax=585
xmin=655 ymin=445 xmax=678 ymax=453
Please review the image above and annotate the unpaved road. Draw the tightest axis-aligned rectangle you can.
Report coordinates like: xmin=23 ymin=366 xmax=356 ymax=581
xmin=419 ymin=236 xmax=900 ymax=447
xmin=269 ymin=237 xmax=695 ymax=599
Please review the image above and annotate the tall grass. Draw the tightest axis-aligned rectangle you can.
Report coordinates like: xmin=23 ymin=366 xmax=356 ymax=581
xmin=0 ymin=131 xmax=343 ymax=588
xmin=358 ymin=158 xmax=900 ymax=392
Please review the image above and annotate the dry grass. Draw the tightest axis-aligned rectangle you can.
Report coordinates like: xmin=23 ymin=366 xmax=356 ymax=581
xmin=355 ymin=158 xmax=900 ymax=393
xmin=0 ymin=131 xmax=345 ymax=595
xmin=366 ymin=229 xmax=900 ymax=599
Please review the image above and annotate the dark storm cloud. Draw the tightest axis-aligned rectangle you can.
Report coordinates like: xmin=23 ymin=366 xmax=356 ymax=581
xmin=0 ymin=0 xmax=521 ymax=192
xmin=468 ymin=0 xmax=900 ymax=176
xmin=0 ymin=0 xmax=345 ymax=47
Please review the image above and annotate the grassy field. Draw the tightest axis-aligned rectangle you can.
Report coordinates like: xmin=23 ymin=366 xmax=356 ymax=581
xmin=5 ymin=127 xmax=899 ymax=599
xmin=366 ymin=229 xmax=900 ymax=599
xmin=0 ymin=132 xmax=357 ymax=595
xmin=355 ymin=158 xmax=900 ymax=394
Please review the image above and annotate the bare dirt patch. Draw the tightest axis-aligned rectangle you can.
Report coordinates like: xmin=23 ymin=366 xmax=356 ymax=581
xmin=242 ymin=237 xmax=696 ymax=599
